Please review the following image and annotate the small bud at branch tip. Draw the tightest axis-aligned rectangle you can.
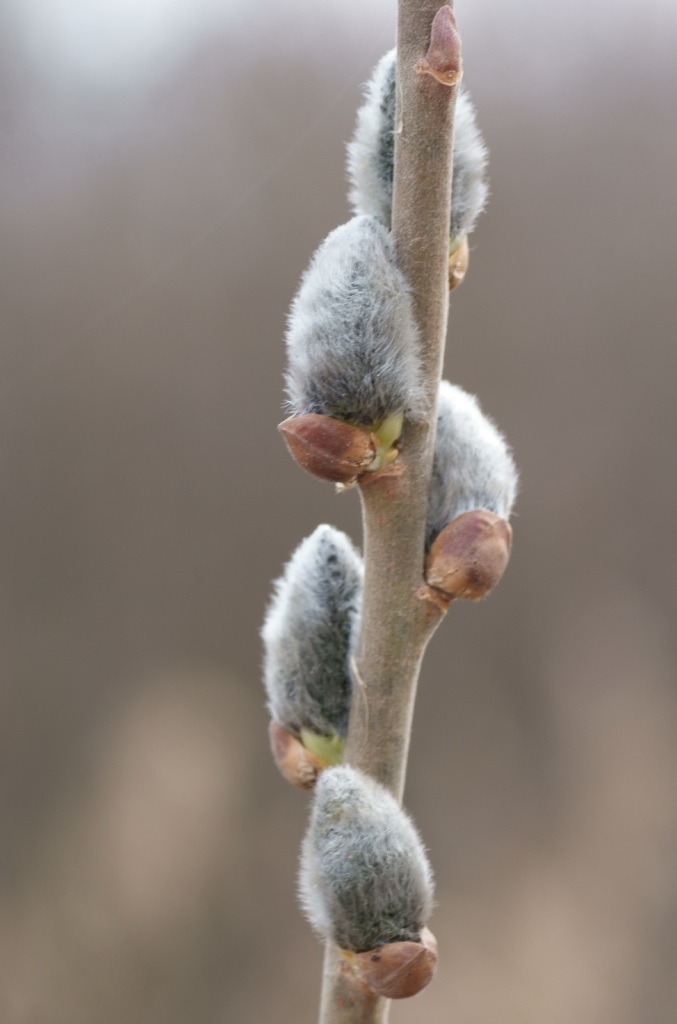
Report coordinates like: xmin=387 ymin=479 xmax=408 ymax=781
xmin=415 ymin=6 xmax=463 ymax=87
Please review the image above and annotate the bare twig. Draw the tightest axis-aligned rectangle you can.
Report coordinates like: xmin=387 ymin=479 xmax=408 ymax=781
xmin=317 ymin=4 xmax=462 ymax=1022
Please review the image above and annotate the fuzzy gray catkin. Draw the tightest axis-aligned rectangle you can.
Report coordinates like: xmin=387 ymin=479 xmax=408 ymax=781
xmin=285 ymin=215 xmax=424 ymax=426
xmin=427 ymin=381 xmax=518 ymax=547
xmin=299 ymin=766 xmax=434 ymax=952
xmin=347 ymin=49 xmax=488 ymax=242
xmin=262 ymin=526 xmax=363 ymax=741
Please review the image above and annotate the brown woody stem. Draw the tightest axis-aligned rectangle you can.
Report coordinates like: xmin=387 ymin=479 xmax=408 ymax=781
xmin=317 ymin=4 xmax=462 ymax=1022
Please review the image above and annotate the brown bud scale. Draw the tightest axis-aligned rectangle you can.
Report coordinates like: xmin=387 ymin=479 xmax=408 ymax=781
xmin=268 ymin=721 xmax=329 ymax=790
xmin=278 ymin=414 xmax=376 ymax=484
xmin=448 ymin=235 xmax=470 ymax=290
xmin=426 ymin=509 xmax=512 ymax=600
xmin=344 ymin=928 xmax=438 ymax=999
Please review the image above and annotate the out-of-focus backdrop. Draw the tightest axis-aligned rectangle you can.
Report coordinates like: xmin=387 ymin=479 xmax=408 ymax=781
xmin=1 ymin=1 xmax=676 ymax=1021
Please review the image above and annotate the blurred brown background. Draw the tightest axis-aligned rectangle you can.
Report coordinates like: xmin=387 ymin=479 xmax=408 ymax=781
xmin=1 ymin=1 xmax=676 ymax=1021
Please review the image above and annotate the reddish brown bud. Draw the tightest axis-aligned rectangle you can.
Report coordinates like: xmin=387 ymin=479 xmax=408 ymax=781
xmin=344 ymin=928 xmax=438 ymax=999
xmin=415 ymin=6 xmax=463 ymax=87
xmin=448 ymin=235 xmax=469 ymax=290
xmin=425 ymin=509 xmax=512 ymax=600
xmin=278 ymin=414 xmax=377 ymax=484
xmin=268 ymin=721 xmax=330 ymax=790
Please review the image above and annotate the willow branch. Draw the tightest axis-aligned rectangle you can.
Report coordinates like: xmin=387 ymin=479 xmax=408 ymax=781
xmin=317 ymin=5 xmax=462 ymax=1023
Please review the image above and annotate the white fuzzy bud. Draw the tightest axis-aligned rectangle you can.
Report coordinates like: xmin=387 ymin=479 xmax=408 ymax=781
xmin=347 ymin=49 xmax=488 ymax=241
xmin=262 ymin=526 xmax=363 ymax=741
xmin=285 ymin=215 xmax=424 ymax=426
xmin=299 ymin=766 xmax=434 ymax=953
xmin=427 ymin=381 xmax=518 ymax=547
